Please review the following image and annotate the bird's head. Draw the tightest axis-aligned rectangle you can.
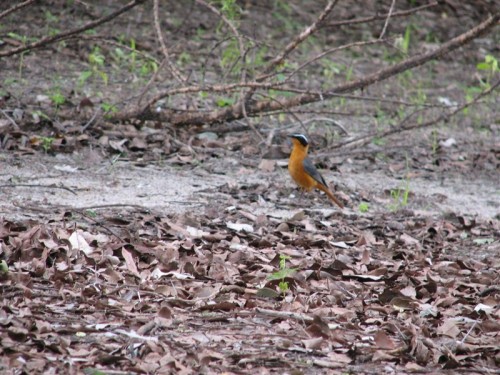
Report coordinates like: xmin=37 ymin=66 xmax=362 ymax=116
xmin=288 ymin=134 xmax=309 ymax=148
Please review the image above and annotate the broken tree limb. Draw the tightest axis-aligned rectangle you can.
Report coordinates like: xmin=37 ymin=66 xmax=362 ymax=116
xmin=110 ymin=11 xmax=499 ymax=127
xmin=0 ymin=0 xmax=148 ymax=58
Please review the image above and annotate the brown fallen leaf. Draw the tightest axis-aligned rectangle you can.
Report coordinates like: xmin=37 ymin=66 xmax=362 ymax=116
xmin=121 ymin=247 xmax=140 ymax=276
xmin=302 ymin=337 xmax=323 ymax=350
xmin=374 ymin=330 xmax=396 ymax=349
xmin=258 ymin=159 xmax=276 ymax=172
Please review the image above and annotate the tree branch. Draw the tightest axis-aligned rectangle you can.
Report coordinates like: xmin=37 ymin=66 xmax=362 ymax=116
xmin=260 ymin=0 xmax=339 ymax=78
xmin=111 ymin=12 xmax=499 ymax=126
xmin=330 ymin=78 xmax=500 ymax=150
xmin=153 ymin=0 xmax=186 ymax=83
xmin=324 ymin=1 xmax=439 ymax=28
xmin=0 ymin=0 xmax=147 ymax=58
xmin=0 ymin=0 xmax=36 ymax=21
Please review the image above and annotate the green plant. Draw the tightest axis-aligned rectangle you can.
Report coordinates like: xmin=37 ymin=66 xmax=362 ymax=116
xmin=44 ymin=10 xmax=60 ymax=36
xmin=85 ymin=210 xmax=97 ymax=218
xmin=0 ymin=260 xmax=8 ymax=273
xmin=101 ymin=102 xmax=117 ymax=113
xmin=411 ymin=84 xmax=427 ymax=107
xmin=476 ymin=54 xmax=499 ymax=89
xmin=395 ymin=24 xmax=412 ymax=55
xmin=462 ymin=55 xmax=498 ymax=115
xmin=249 ymin=45 xmax=268 ymax=68
xmin=271 ymin=1 xmax=299 ymax=34
xmin=44 ymin=10 xmax=58 ymax=23
xmin=389 ymin=182 xmax=410 ymax=210
xmin=268 ymin=254 xmax=297 ymax=297
xmin=40 ymin=136 xmax=55 ymax=153
xmin=177 ymin=51 xmax=192 ymax=66
xmin=216 ymin=0 xmax=241 ymax=20
xmin=7 ymin=32 xmax=35 ymax=78
xmin=112 ymin=38 xmax=158 ymax=76
xmin=31 ymin=110 xmax=51 ymax=123
xmin=101 ymin=102 xmax=118 ymax=119
xmin=49 ymin=88 xmax=66 ymax=108
xmin=215 ymin=96 xmax=235 ymax=107
xmin=78 ymin=46 xmax=108 ymax=87
xmin=389 ymin=156 xmax=412 ymax=210
xmin=220 ymin=39 xmax=240 ymax=71
xmin=358 ymin=202 xmax=369 ymax=213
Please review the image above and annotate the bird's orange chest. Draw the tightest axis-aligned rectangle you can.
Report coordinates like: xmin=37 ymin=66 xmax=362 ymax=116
xmin=288 ymin=149 xmax=316 ymax=191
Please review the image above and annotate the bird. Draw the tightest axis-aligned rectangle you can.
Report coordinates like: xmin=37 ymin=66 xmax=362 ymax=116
xmin=287 ymin=133 xmax=344 ymax=208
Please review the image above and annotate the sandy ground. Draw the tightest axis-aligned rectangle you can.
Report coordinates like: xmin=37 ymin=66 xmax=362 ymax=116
xmin=1 ymin=150 xmax=497 ymax=222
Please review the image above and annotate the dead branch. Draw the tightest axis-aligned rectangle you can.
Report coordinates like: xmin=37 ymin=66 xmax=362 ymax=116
xmin=328 ymin=78 xmax=500 ymax=151
xmin=0 ymin=184 xmax=78 ymax=195
xmin=0 ymin=0 xmax=36 ymax=21
xmin=194 ymin=0 xmax=246 ymax=83
xmin=193 ymin=0 xmax=261 ymax=140
xmin=63 ymin=34 xmax=159 ymax=64
xmin=153 ymin=0 xmax=186 ymax=83
xmin=324 ymin=1 xmax=440 ymax=28
xmin=379 ymin=0 xmax=396 ymax=39
xmin=111 ymin=12 xmax=499 ymax=126
xmin=260 ymin=0 xmax=339 ymax=79
xmin=0 ymin=0 xmax=147 ymax=58
xmin=285 ymin=39 xmax=388 ymax=81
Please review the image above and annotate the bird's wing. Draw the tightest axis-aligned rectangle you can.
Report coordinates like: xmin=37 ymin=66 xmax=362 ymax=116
xmin=303 ymin=157 xmax=328 ymax=187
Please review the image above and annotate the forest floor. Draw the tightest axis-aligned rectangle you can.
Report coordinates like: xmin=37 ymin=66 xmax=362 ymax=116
xmin=0 ymin=2 xmax=499 ymax=374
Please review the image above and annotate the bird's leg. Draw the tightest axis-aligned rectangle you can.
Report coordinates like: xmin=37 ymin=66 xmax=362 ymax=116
xmin=298 ymin=188 xmax=305 ymax=206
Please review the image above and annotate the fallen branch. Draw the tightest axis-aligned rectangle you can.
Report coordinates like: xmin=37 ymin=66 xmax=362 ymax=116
xmin=324 ymin=1 xmax=439 ymax=28
xmin=0 ymin=184 xmax=78 ymax=195
xmin=111 ymin=12 xmax=499 ymax=126
xmin=0 ymin=0 xmax=36 ymax=21
xmin=0 ymin=0 xmax=147 ymax=58
xmin=327 ymin=78 xmax=500 ymax=151
xmin=153 ymin=0 xmax=185 ymax=83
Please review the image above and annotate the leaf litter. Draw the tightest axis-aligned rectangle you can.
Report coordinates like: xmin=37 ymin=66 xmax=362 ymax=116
xmin=0 ymin=1 xmax=498 ymax=373
xmin=1 ymin=193 xmax=499 ymax=374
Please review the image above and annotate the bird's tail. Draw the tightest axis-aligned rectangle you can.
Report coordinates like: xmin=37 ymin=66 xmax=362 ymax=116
xmin=317 ymin=184 xmax=344 ymax=209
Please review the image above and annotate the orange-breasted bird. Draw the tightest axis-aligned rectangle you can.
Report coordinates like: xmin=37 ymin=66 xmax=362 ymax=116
xmin=288 ymin=134 xmax=344 ymax=209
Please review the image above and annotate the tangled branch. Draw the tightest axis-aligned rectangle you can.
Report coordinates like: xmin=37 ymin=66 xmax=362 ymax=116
xmin=111 ymin=11 xmax=499 ymax=126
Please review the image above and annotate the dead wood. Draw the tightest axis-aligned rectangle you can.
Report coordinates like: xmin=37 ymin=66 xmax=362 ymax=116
xmin=0 ymin=0 xmax=147 ymax=58
xmin=110 ymin=12 xmax=499 ymax=127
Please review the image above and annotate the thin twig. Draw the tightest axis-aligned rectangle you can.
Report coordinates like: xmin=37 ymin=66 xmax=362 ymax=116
xmin=77 ymin=210 xmax=125 ymax=243
xmin=301 ymin=117 xmax=349 ymax=135
xmin=153 ymin=0 xmax=185 ymax=83
xmin=141 ymin=80 xmax=287 ymax=109
xmin=379 ymin=0 xmax=396 ymax=39
xmin=240 ymin=96 xmax=266 ymax=143
xmin=137 ymin=58 xmax=168 ymax=107
xmin=264 ymin=88 xmax=453 ymax=109
xmin=238 ymin=0 xmax=340 ymax=116
xmin=193 ymin=0 xmax=261 ymax=141
xmin=0 ymin=109 xmax=20 ymax=131
xmin=330 ymin=78 xmax=500 ymax=150
xmin=0 ymin=0 xmax=147 ymax=58
xmin=0 ymin=0 xmax=36 ymax=21
xmin=65 ymin=34 xmax=159 ymax=65
xmin=0 ymin=184 xmax=78 ymax=195
xmin=112 ymin=11 xmax=499 ymax=127
xmin=460 ymin=320 xmax=478 ymax=344
xmin=254 ymin=91 xmax=309 ymax=136
xmin=81 ymin=109 xmax=100 ymax=132
xmin=261 ymin=0 xmax=339 ymax=78
xmin=285 ymin=39 xmax=388 ymax=82
xmin=194 ymin=0 xmax=246 ymax=84
xmin=324 ymin=1 xmax=439 ymax=28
